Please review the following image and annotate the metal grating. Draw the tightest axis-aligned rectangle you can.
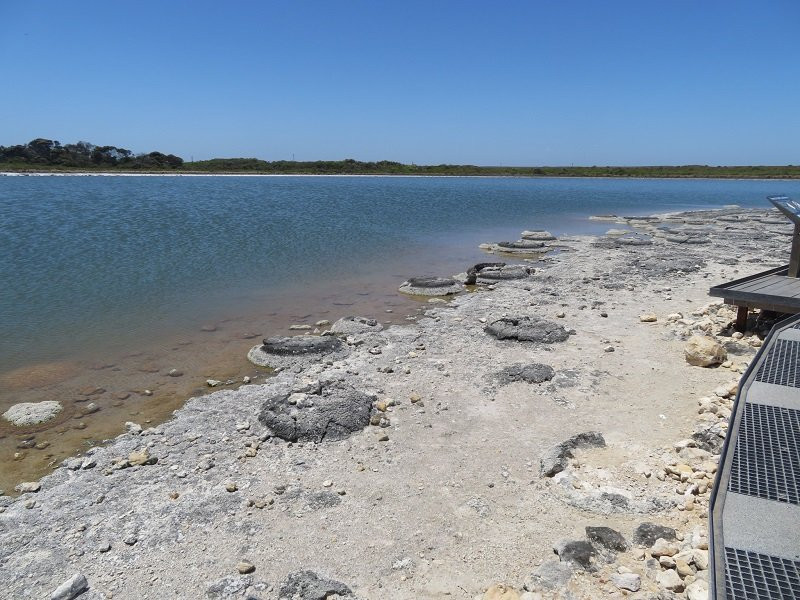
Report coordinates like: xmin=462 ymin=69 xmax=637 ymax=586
xmin=755 ymin=339 xmax=800 ymax=387
xmin=725 ymin=547 xmax=800 ymax=599
xmin=729 ymin=403 xmax=800 ymax=504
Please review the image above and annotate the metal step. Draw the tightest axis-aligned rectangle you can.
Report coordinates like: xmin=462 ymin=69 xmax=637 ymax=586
xmin=710 ymin=316 xmax=800 ymax=599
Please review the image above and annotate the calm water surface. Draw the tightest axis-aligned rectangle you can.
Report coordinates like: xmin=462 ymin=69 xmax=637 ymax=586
xmin=1 ymin=174 xmax=799 ymax=491
xmin=3 ymin=174 xmax=799 ymax=369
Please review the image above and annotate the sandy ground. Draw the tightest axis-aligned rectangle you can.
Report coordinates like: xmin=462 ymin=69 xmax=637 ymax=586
xmin=0 ymin=206 xmax=789 ymax=600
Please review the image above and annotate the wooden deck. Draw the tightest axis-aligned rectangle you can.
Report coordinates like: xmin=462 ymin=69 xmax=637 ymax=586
xmin=709 ymin=265 xmax=800 ymax=329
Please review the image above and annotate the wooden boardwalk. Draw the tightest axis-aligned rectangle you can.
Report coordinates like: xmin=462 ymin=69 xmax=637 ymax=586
xmin=710 ymin=315 xmax=800 ymax=598
xmin=709 ymin=265 xmax=800 ymax=330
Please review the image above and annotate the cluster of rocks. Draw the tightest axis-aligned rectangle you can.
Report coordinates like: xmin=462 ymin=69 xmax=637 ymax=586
xmin=479 ymin=230 xmax=559 ymax=256
xmin=476 ymin=521 xmax=710 ymax=599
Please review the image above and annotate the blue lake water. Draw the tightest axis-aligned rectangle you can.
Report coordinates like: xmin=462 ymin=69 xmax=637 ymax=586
xmin=2 ymin=174 xmax=799 ymax=372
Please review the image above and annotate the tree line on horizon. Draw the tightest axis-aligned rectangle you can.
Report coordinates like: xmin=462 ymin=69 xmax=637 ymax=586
xmin=2 ymin=139 xmax=799 ymax=179
xmin=0 ymin=138 xmax=183 ymax=170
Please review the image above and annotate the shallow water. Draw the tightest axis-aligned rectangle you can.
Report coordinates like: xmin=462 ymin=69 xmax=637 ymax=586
xmin=1 ymin=174 xmax=799 ymax=491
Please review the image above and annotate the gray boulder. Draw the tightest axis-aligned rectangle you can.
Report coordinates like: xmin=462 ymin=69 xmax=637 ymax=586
xmin=554 ymin=539 xmax=598 ymax=571
xmin=692 ymin=422 xmax=726 ymax=453
xmin=278 ymin=570 xmax=354 ymax=600
xmin=398 ymin=277 xmax=463 ymax=297
xmin=258 ymin=385 xmax=375 ymax=443
xmin=206 ymin=575 xmax=253 ymax=599
xmin=485 ymin=317 xmax=569 ymax=344
xmin=540 ymin=431 xmax=606 ymax=477
xmin=585 ymin=526 xmax=628 ymax=551
xmin=524 ymin=560 xmax=573 ymax=591
xmin=632 ymin=522 xmax=677 ymax=547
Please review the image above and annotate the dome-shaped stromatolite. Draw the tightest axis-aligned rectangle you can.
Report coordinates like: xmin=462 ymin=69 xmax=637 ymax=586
xmin=520 ymin=230 xmax=556 ymax=241
xmin=330 ymin=316 xmax=383 ymax=336
xmin=474 ymin=264 xmax=533 ymax=281
xmin=463 ymin=262 xmax=534 ymax=284
xmin=485 ymin=317 xmax=570 ymax=343
xmin=258 ymin=384 xmax=375 ymax=443
xmin=398 ymin=277 xmax=463 ymax=297
xmin=247 ymin=335 xmax=348 ymax=369
xmin=495 ymin=239 xmax=547 ymax=251
xmin=494 ymin=363 xmax=555 ymax=384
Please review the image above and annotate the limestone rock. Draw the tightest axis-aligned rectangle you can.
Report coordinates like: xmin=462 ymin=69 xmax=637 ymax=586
xmin=50 ymin=573 xmax=88 ymax=600
xmin=523 ymin=560 xmax=573 ymax=591
xmin=2 ymin=401 xmax=62 ymax=426
xmin=651 ymin=538 xmax=680 ymax=557
xmin=236 ymin=561 xmax=255 ymax=574
xmin=656 ymin=568 xmax=684 ymax=592
xmin=540 ymin=431 xmax=606 ymax=477
xmin=278 ymin=570 xmax=354 ymax=599
xmin=15 ymin=481 xmax=41 ymax=493
xmin=128 ymin=448 xmax=157 ymax=466
xmin=685 ymin=335 xmax=727 ymax=367
xmin=685 ymin=579 xmax=709 ymax=600
xmin=483 ymin=584 xmax=521 ymax=600
xmin=611 ymin=573 xmax=641 ymax=592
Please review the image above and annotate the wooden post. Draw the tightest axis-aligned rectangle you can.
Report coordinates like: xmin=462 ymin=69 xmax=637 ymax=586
xmin=791 ymin=223 xmax=800 ymax=278
xmin=735 ymin=305 xmax=749 ymax=333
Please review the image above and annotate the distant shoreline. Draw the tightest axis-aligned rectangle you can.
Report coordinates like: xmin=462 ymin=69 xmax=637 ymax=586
xmin=3 ymin=170 xmax=800 ymax=181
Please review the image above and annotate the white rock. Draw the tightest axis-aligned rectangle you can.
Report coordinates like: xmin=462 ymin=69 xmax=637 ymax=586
xmin=692 ymin=549 xmax=709 ymax=570
xmin=656 ymin=568 xmax=684 ymax=592
xmin=2 ymin=401 xmax=62 ymax=426
xmin=611 ymin=572 xmax=641 ymax=591
xmin=15 ymin=481 xmax=41 ymax=493
xmin=651 ymin=538 xmax=679 ymax=557
xmin=684 ymin=336 xmax=727 ymax=367
xmin=640 ymin=314 xmax=658 ymax=323
xmin=685 ymin=579 xmax=708 ymax=600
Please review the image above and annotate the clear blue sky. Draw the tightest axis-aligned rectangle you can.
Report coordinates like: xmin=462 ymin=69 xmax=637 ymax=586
xmin=2 ymin=1 xmax=799 ymax=165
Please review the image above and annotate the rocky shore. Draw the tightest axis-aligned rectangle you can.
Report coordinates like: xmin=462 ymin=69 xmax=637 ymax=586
xmin=0 ymin=205 xmax=790 ymax=599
